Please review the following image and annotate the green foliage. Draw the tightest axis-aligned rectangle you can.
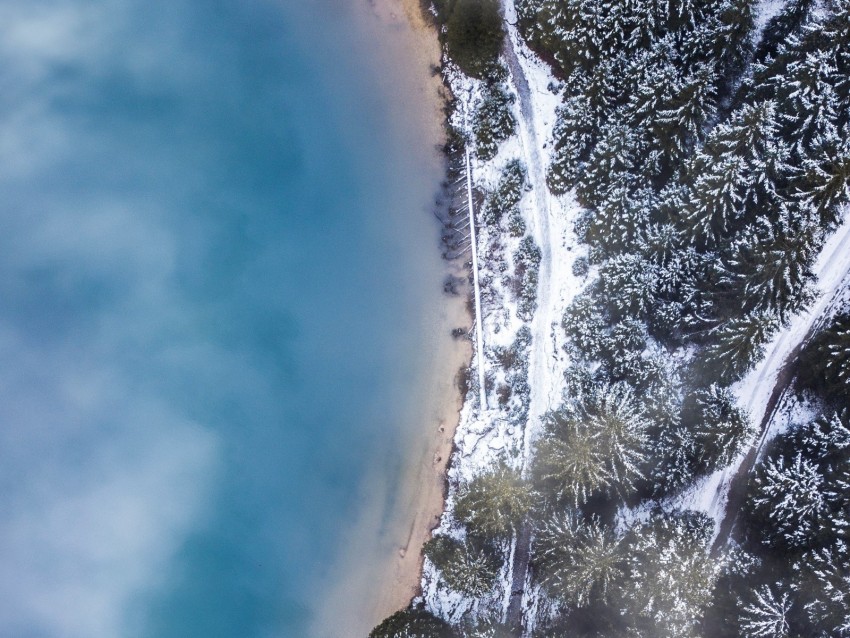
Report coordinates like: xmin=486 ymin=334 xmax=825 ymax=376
xmin=473 ymin=84 xmax=517 ymax=160
xmin=534 ymin=383 xmax=649 ymax=505
xmin=444 ymin=0 xmax=505 ymax=78
xmin=700 ymin=312 xmax=779 ymax=385
xmin=749 ymin=452 xmax=826 ymax=549
xmin=369 ymin=608 xmax=458 ymax=638
xmin=534 ymin=512 xmax=624 ymax=606
xmin=798 ymin=311 xmax=850 ymax=406
xmin=513 ymin=236 xmax=541 ymax=320
xmin=423 ymin=534 xmax=500 ymax=596
xmin=616 ymin=511 xmax=717 ymax=637
xmin=454 ymin=464 xmax=535 ymax=539
xmin=482 ymin=160 xmax=527 ymax=226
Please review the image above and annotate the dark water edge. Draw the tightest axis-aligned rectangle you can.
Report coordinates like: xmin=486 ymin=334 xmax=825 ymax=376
xmin=0 ymin=1 xmax=446 ymax=637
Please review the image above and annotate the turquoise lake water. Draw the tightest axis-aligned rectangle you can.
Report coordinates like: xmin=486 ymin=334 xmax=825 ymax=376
xmin=0 ymin=1 xmax=446 ymax=636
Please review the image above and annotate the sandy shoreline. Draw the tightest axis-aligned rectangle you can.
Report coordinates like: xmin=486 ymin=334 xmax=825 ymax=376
xmin=310 ymin=2 xmax=473 ymax=636
xmin=362 ymin=0 xmax=471 ymax=626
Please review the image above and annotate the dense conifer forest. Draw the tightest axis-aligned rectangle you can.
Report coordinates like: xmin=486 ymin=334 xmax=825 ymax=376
xmin=372 ymin=0 xmax=850 ymax=635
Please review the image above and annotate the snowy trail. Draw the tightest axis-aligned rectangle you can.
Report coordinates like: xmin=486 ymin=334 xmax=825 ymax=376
xmin=676 ymin=209 xmax=850 ymax=549
xmin=501 ymin=0 xmax=558 ymax=472
xmin=500 ymin=0 xmax=571 ymax=629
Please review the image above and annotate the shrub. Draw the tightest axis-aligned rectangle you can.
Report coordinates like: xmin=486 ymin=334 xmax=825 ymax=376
xmin=444 ymin=0 xmax=505 ymax=78
xmin=370 ymin=608 xmax=458 ymax=638
xmin=482 ymin=160 xmax=527 ymax=225
xmin=513 ymin=236 xmax=542 ymax=320
xmin=473 ymin=84 xmax=517 ymax=160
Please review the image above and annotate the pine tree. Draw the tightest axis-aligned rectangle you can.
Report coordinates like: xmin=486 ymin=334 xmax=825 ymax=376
xmin=652 ymin=420 xmax=700 ymax=495
xmin=535 ymin=383 xmax=649 ymax=505
xmin=798 ymin=312 xmax=850 ymax=404
xmin=423 ymin=535 xmax=500 ymax=596
xmin=717 ymin=225 xmax=816 ymax=323
xmin=443 ymin=0 xmax=505 ymax=78
xmin=738 ymin=584 xmax=793 ymax=638
xmin=454 ymin=464 xmax=535 ymax=539
xmin=795 ymin=129 xmax=850 ymax=228
xmin=586 ymin=382 xmax=650 ymax=486
xmin=583 ymin=178 xmax=654 ymax=256
xmin=685 ymin=384 xmax=756 ymax=472
xmin=483 ymin=159 xmax=527 ymax=226
xmin=801 ymin=542 xmax=850 ymax=636
xmin=598 ymin=253 xmax=659 ymax=319
xmin=789 ymin=410 xmax=850 ymax=465
xmin=562 ymin=291 xmax=609 ymax=361
xmin=750 ymin=452 xmax=826 ymax=548
xmin=700 ymin=311 xmax=779 ymax=385
xmin=655 ymin=65 xmax=718 ymax=156
xmin=370 ymin=608 xmax=458 ymax=638
xmin=577 ymin=122 xmax=644 ymax=208
xmin=534 ymin=417 xmax=612 ymax=507
xmin=548 ymin=95 xmax=597 ymax=193
xmin=779 ymin=47 xmax=841 ymax=155
xmin=618 ymin=511 xmax=717 ymax=637
xmin=473 ymin=83 xmax=517 ymax=161
xmin=534 ymin=511 xmax=625 ymax=606
xmin=514 ymin=236 xmax=542 ymax=320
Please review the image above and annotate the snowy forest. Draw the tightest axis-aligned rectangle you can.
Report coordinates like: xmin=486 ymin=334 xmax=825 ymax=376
xmin=372 ymin=0 xmax=850 ymax=636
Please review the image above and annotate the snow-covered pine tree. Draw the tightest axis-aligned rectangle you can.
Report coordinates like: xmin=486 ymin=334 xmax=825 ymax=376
xmin=682 ymin=151 xmax=750 ymax=248
xmin=700 ymin=311 xmax=779 ymax=385
xmin=576 ymin=122 xmax=643 ymax=208
xmin=684 ymin=383 xmax=756 ymax=472
xmin=513 ymin=236 xmax=542 ymax=321
xmin=534 ymin=414 xmax=612 ymax=507
xmin=750 ymin=452 xmax=826 ymax=549
xmin=738 ymin=584 xmax=793 ymax=638
xmin=801 ymin=541 xmax=850 ymax=637
xmin=583 ymin=382 xmax=650 ymax=487
xmin=423 ymin=535 xmax=500 ymax=597
xmin=534 ymin=511 xmax=624 ymax=607
xmin=617 ymin=511 xmax=717 ymax=637
xmin=716 ymin=224 xmax=816 ymax=323
xmin=582 ymin=177 xmax=654 ymax=257
xmin=535 ymin=383 xmax=649 ymax=505
xmin=789 ymin=410 xmax=850 ymax=465
xmin=562 ymin=291 xmax=610 ymax=362
xmin=482 ymin=159 xmax=527 ymax=226
xmin=473 ymin=83 xmax=517 ymax=161
xmin=778 ymin=47 xmax=841 ymax=157
xmin=548 ymin=95 xmax=596 ymax=193
xmin=454 ymin=464 xmax=535 ymax=539
xmin=597 ymin=253 xmax=659 ymax=320
xmin=369 ymin=608 xmax=458 ymax=638
xmin=654 ymin=65 xmax=718 ymax=157
xmin=795 ymin=128 xmax=850 ymax=228
xmin=798 ymin=312 xmax=850 ymax=405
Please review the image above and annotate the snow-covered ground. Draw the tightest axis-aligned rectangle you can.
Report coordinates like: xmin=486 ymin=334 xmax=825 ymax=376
xmin=421 ymin=0 xmax=587 ymax=624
